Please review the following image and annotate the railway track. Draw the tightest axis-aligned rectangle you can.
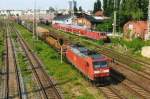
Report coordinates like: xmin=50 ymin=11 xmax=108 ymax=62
xmin=96 ymin=46 xmax=150 ymax=75
xmin=98 ymin=86 xmax=125 ymax=99
xmin=96 ymin=69 xmax=150 ymax=99
xmin=111 ymin=69 xmax=150 ymax=99
xmin=5 ymin=22 xmax=22 ymax=99
xmin=13 ymin=26 xmax=62 ymax=99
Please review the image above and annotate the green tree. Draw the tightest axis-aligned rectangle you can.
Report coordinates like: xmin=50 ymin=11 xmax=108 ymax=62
xmin=120 ymin=0 xmax=143 ymax=20
xmin=74 ymin=4 xmax=78 ymax=13
xmin=93 ymin=2 xmax=98 ymax=13
xmin=116 ymin=0 xmax=148 ymax=29
xmin=96 ymin=20 xmax=113 ymax=32
xmin=104 ymin=0 xmax=116 ymax=16
xmin=101 ymin=0 xmax=148 ymax=32
xmin=103 ymin=0 xmax=108 ymax=15
xmin=47 ymin=7 xmax=55 ymax=13
xmin=137 ymin=0 xmax=148 ymax=20
xmin=97 ymin=0 xmax=102 ymax=11
xmin=93 ymin=0 xmax=102 ymax=13
xmin=79 ymin=6 xmax=83 ymax=12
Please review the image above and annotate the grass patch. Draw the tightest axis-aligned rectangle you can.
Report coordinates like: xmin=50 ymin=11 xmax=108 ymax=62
xmin=111 ymin=38 xmax=146 ymax=52
xmin=14 ymin=23 xmax=104 ymax=99
xmin=130 ymin=64 xmax=142 ymax=71
xmin=0 ymin=20 xmax=5 ymax=85
xmin=0 ymin=22 xmax=5 ymax=67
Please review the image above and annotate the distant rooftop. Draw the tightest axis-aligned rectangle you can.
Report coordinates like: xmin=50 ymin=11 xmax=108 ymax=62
xmin=53 ymin=14 xmax=72 ymax=21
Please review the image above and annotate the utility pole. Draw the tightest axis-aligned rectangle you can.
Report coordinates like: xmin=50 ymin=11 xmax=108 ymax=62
xmin=36 ymin=9 xmax=38 ymax=41
xmin=33 ymin=0 xmax=36 ymax=39
xmin=146 ymin=0 xmax=150 ymax=40
xmin=113 ymin=0 xmax=117 ymax=37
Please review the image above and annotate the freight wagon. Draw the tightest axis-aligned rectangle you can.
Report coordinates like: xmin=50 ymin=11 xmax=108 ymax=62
xmin=45 ymin=36 xmax=68 ymax=51
xmin=36 ymin=27 xmax=49 ymax=39
xmin=52 ymin=23 xmax=108 ymax=41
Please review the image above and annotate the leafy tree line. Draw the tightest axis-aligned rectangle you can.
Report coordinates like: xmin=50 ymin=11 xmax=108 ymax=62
xmin=93 ymin=0 xmax=102 ymax=13
xmin=103 ymin=0 xmax=149 ymax=26
xmin=74 ymin=6 xmax=83 ymax=12
xmin=94 ymin=0 xmax=149 ymax=32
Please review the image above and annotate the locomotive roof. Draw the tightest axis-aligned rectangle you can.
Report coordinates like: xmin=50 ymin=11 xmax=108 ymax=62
xmin=71 ymin=45 xmax=105 ymax=59
xmin=88 ymin=52 xmax=104 ymax=59
xmin=70 ymin=25 xmax=87 ymax=30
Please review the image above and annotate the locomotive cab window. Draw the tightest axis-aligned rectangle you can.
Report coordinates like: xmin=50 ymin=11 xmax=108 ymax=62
xmin=101 ymin=33 xmax=105 ymax=36
xmin=93 ymin=61 xmax=107 ymax=68
xmin=86 ymin=62 xmax=89 ymax=67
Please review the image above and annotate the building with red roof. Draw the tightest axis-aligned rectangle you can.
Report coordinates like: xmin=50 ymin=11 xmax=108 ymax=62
xmin=94 ymin=11 xmax=104 ymax=17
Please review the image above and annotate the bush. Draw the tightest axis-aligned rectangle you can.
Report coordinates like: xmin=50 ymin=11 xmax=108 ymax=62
xmin=96 ymin=20 xmax=113 ymax=32
xmin=131 ymin=63 xmax=141 ymax=71
xmin=97 ymin=40 xmax=104 ymax=45
xmin=111 ymin=38 xmax=145 ymax=52
xmin=129 ymin=38 xmax=144 ymax=51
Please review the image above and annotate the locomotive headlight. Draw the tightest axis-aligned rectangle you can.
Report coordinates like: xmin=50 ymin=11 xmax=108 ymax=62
xmin=94 ymin=71 xmax=100 ymax=74
xmin=94 ymin=69 xmax=109 ymax=74
xmin=103 ymin=69 xmax=109 ymax=73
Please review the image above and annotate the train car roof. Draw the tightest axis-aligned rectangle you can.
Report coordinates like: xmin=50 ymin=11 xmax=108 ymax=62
xmin=36 ymin=27 xmax=49 ymax=33
xmin=70 ymin=25 xmax=86 ymax=29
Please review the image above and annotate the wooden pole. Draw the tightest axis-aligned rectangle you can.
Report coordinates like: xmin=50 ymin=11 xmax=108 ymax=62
xmin=61 ymin=46 xmax=63 ymax=63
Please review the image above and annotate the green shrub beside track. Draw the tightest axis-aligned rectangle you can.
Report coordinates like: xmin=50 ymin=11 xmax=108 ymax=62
xmin=111 ymin=38 xmax=146 ymax=52
xmin=0 ymin=20 xmax=5 ymax=85
xmin=0 ymin=22 xmax=4 ymax=68
xmin=0 ymin=31 xmax=3 ymax=67
xmin=14 ymin=23 xmax=104 ymax=99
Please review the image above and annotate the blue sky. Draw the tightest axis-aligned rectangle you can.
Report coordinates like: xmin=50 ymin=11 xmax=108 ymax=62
xmin=0 ymin=0 xmax=103 ymax=10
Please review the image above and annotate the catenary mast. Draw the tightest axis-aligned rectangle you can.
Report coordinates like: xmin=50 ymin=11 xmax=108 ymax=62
xmin=113 ymin=0 xmax=117 ymax=37
xmin=33 ymin=0 xmax=37 ymax=39
xmin=146 ymin=0 xmax=150 ymax=40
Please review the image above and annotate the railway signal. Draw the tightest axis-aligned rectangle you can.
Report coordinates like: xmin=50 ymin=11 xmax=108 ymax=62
xmin=59 ymin=38 xmax=64 ymax=63
xmin=59 ymin=38 xmax=64 ymax=46
xmin=33 ymin=0 xmax=38 ymax=41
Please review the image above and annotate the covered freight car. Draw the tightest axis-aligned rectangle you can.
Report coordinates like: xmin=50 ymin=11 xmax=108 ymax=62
xmin=20 ymin=21 xmax=49 ymax=39
xmin=46 ymin=36 xmax=67 ymax=51
xmin=36 ymin=27 xmax=49 ymax=39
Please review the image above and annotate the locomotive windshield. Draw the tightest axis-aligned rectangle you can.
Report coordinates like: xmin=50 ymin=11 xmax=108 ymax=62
xmin=93 ymin=61 xmax=107 ymax=68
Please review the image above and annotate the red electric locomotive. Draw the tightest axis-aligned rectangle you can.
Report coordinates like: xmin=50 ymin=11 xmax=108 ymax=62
xmin=66 ymin=44 xmax=111 ymax=82
xmin=52 ymin=23 xmax=108 ymax=40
